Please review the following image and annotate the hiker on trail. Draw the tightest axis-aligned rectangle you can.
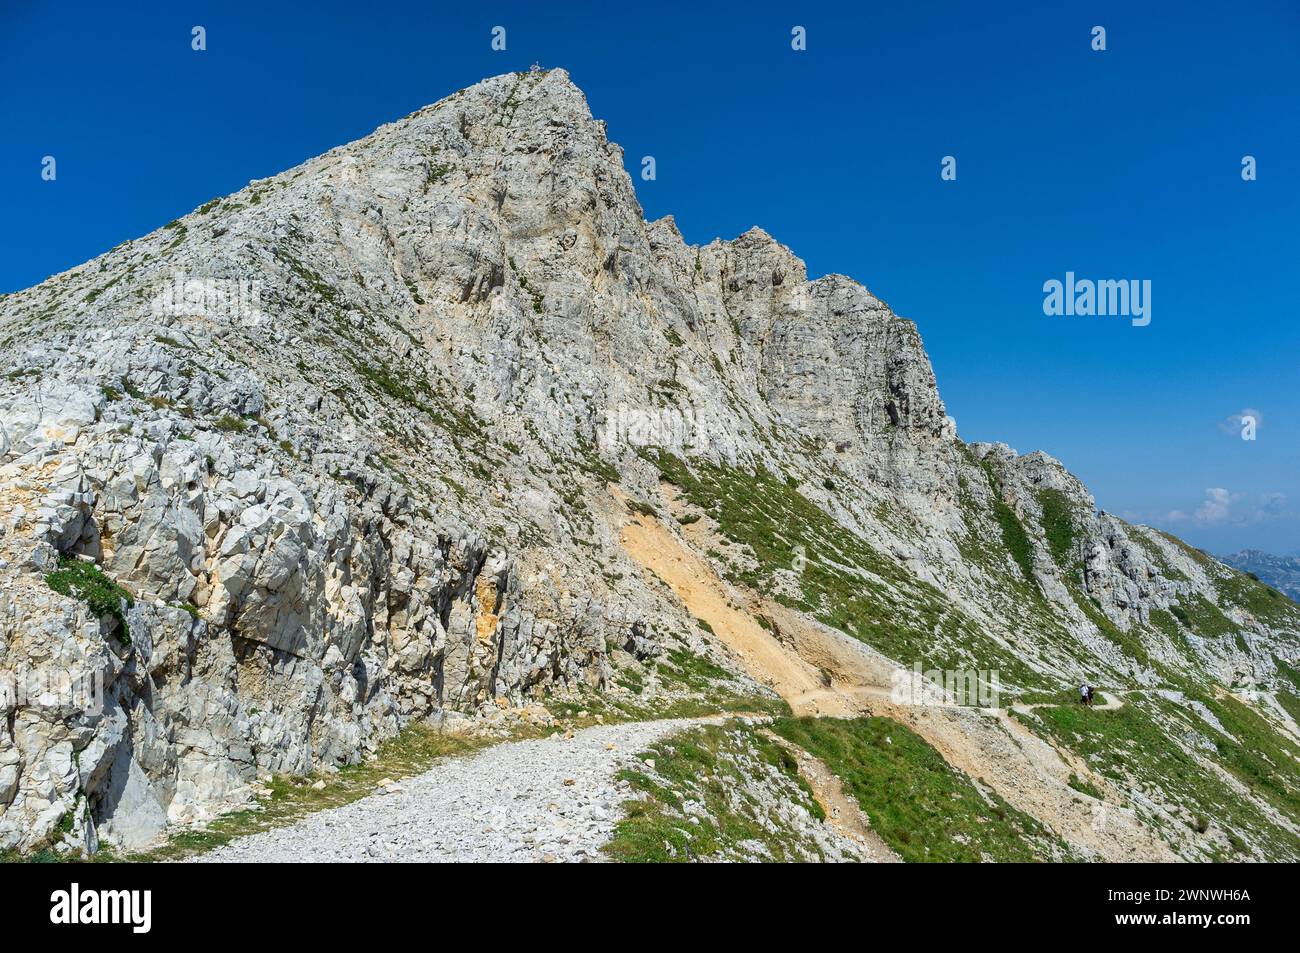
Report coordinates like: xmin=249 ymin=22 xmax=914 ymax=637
xmin=1080 ymin=682 xmax=1092 ymax=706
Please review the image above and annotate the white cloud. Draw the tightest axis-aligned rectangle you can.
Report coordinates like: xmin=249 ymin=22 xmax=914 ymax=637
xmin=1159 ymin=489 xmax=1289 ymax=528
xmin=1195 ymin=487 xmax=1235 ymax=524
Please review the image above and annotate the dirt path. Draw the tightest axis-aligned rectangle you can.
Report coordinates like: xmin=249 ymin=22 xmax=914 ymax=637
xmin=619 ymin=505 xmax=1178 ymax=862
xmin=1012 ymin=691 xmax=1124 ymax=714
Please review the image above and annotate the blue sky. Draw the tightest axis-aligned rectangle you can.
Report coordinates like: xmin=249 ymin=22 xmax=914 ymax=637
xmin=2 ymin=1 xmax=1297 ymax=554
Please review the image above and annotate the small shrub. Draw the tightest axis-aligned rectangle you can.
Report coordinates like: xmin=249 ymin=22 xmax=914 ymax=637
xmin=45 ymin=556 xmax=133 ymax=643
xmin=214 ymin=414 xmax=247 ymax=433
xmin=626 ymin=498 xmax=658 ymax=519
xmin=1067 ymin=773 xmax=1104 ymax=800
xmin=172 ymin=602 xmax=201 ymax=620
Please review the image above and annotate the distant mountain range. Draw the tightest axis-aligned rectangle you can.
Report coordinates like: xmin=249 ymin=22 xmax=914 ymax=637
xmin=1219 ymin=550 xmax=1300 ymax=602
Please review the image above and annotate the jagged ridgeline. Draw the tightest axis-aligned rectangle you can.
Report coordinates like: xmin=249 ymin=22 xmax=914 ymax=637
xmin=1 ymin=69 xmax=1297 ymax=860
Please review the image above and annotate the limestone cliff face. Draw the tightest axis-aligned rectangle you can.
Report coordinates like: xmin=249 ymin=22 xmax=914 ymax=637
xmin=2 ymin=69 xmax=1297 ymax=855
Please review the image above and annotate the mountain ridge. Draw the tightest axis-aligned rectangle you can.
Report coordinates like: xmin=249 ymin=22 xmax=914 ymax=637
xmin=1220 ymin=550 xmax=1300 ymax=603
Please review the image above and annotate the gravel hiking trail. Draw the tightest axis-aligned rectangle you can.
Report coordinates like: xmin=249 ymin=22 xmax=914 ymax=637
xmin=198 ymin=718 xmax=709 ymax=863
xmin=619 ymin=505 xmax=1178 ymax=861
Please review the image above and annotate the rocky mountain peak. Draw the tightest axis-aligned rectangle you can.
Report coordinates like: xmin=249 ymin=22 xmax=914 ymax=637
xmin=2 ymin=70 xmax=1298 ymax=861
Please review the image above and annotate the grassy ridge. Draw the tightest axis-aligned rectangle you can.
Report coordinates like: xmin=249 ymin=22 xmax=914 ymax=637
xmin=769 ymin=716 xmax=1070 ymax=862
xmin=604 ymin=721 xmax=828 ymax=863
xmin=1037 ymin=488 xmax=1078 ymax=567
xmin=1014 ymin=693 xmax=1300 ymax=860
xmin=608 ymin=716 xmax=1076 ymax=863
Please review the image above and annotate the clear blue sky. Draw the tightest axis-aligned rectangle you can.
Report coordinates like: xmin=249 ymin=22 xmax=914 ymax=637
xmin=2 ymin=1 xmax=1297 ymax=554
